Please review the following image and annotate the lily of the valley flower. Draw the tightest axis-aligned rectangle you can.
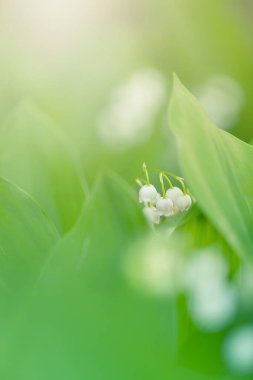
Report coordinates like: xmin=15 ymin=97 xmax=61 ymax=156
xmin=143 ymin=206 xmax=160 ymax=224
xmin=166 ymin=186 xmax=183 ymax=202
xmin=137 ymin=163 xmax=193 ymax=225
xmin=156 ymin=197 xmax=173 ymax=216
xmin=176 ymin=194 xmax=192 ymax=211
xmin=139 ymin=184 xmax=158 ymax=204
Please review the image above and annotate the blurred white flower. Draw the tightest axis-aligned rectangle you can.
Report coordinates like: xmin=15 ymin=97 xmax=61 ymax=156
xmin=185 ymin=247 xmax=237 ymax=331
xmin=143 ymin=206 xmax=160 ymax=225
xmin=123 ymin=237 xmax=182 ymax=296
xmin=189 ymin=280 xmax=237 ymax=332
xmin=185 ymin=247 xmax=228 ymax=288
xmin=97 ymin=68 xmax=167 ymax=149
xmin=223 ymin=325 xmax=253 ymax=375
xmin=194 ymin=75 xmax=244 ymax=130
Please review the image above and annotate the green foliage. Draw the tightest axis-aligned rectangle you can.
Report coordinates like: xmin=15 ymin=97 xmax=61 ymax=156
xmin=0 ymin=77 xmax=250 ymax=380
xmin=0 ymin=177 xmax=58 ymax=316
xmin=0 ymin=102 xmax=85 ymax=234
xmin=0 ymin=81 xmax=250 ymax=380
xmin=169 ymin=74 xmax=253 ymax=261
xmin=0 ymin=1 xmax=253 ymax=378
xmin=0 ymin=174 xmax=179 ymax=380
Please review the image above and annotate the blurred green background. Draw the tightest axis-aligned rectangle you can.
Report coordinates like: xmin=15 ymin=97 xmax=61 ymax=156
xmin=1 ymin=0 xmax=253 ymax=180
xmin=0 ymin=0 xmax=253 ymax=379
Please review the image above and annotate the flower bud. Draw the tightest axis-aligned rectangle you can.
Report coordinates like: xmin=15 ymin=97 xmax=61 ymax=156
xmin=156 ymin=197 xmax=173 ymax=217
xmin=166 ymin=186 xmax=183 ymax=202
xmin=139 ymin=184 xmax=158 ymax=204
xmin=143 ymin=206 xmax=160 ymax=225
xmin=176 ymin=194 xmax=192 ymax=212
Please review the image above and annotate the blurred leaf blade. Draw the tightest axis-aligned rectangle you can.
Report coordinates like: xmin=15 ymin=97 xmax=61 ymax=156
xmin=169 ymin=74 xmax=253 ymax=260
xmin=0 ymin=177 xmax=59 ymax=314
xmin=0 ymin=172 xmax=179 ymax=380
xmin=0 ymin=101 xmax=86 ymax=234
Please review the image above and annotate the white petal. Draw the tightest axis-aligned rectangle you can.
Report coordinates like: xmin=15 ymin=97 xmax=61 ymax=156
xmin=166 ymin=187 xmax=183 ymax=203
xmin=176 ymin=194 xmax=192 ymax=212
xmin=139 ymin=184 xmax=158 ymax=204
xmin=143 ymin=206 xmax=160 ymax=224
xmin=156 ymin=197 xmax=173 ymax=217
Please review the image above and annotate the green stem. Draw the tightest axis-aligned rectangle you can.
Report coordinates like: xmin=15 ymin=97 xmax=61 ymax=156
xmin=162 ymin=173 xmax=173 ymax=189
xmin=178 ymin=178 xmax=187 ymax=195
xmin=162 ymin=170 xmax=184 ymax=181
xmin=162 ymin=170 xmax=186 ymax=195
xmin=159 ymin=173 xmax=166 ymax=198
xmin=142 ymin=162 xmax=150 ymax=185
xmin=136 ymin=178 xmax=143 ymax=187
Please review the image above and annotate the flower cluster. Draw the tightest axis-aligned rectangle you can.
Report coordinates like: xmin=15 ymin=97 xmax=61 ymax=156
xmin=137 ymin=163 xmax=192 ymax=225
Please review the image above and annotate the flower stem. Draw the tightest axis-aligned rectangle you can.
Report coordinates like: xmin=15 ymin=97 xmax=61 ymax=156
xmin=161 ymin=173 xmax=173 ymax=189
xmin=159 ymin=173 xmax=166 ymax=199
xmin=162 ymin=170 xmax=186 ymax=195
xmin=162 ymin=170 xmax=184 ymax=181
xmin=136 ymin=178 xmax=143 ymax=187
xmin=177 ymin=177 xmax=187 ymax=195
xmin=143 ymin=162 xmax=150 ymax=185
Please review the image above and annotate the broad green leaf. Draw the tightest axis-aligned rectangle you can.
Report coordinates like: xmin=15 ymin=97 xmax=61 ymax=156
xmin=0 ymin=177 xmax=58 ymax=314
xmin=0 ymin=173 xmax=178 ymax=380
xmin=37 ymin=172 xmax=147 ymax=287
xmin=169 ymin=74 xmax=253 ymax=261
xmin=0 ymin=102 xmax=85 ymax=234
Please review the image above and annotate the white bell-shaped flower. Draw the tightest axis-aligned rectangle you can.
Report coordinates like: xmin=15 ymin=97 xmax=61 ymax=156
xmin=143 ymin=206 xmax=160 ymax=224
xmin=154 ymin=192 xmax=161 ymax=204
xmin=166 ymin=186 xmax=183 ymax=202
xmin=176 ymin=194 xmax=192 ymax=212
xmin=139 ymin=184 xmax=158 ymax=204
xmin=156 ymin=197 xmax=173 ymax=217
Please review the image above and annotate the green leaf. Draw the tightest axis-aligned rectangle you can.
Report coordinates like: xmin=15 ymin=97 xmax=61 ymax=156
xmin=169 ymin=74 xmax=253 ymax=260
xmin=0 ymin=177 xmax=59 ymax=314
xmin=0 ymin=102 xmax=85 ymax=234
xmin=0 ymin=173 xmax=178 ymax=380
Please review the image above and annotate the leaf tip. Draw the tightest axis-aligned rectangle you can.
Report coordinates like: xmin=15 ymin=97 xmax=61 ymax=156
xmin=172 ymin=72 xmax=179 ymax=81
xmin=172 ymin=72 xmax=185 ymax=91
